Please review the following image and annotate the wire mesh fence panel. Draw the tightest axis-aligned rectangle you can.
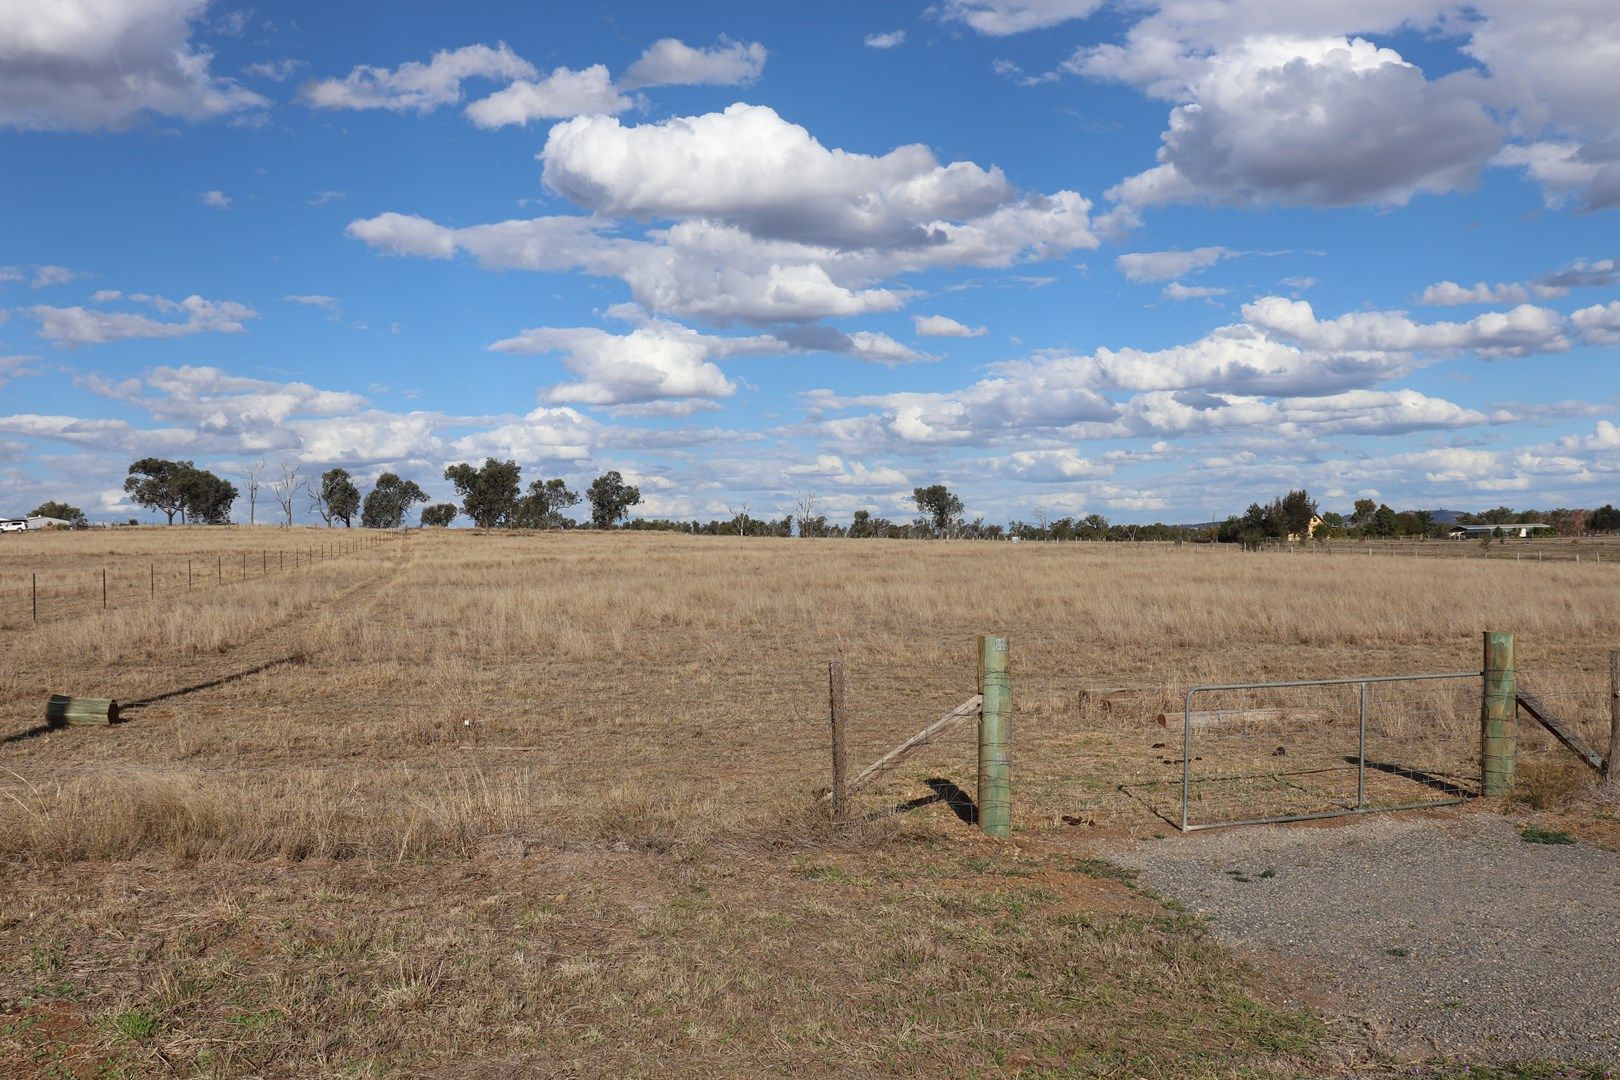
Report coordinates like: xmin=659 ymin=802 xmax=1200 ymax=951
xmin=1177 ymin=672 xmax=1480 ymax=831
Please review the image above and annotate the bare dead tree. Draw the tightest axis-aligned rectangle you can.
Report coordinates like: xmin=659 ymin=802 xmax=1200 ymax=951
xmin=308 ymin=485 xmax=334 ymax=527
xmin=727 ymin=503 xmax=750 ymax=537
xmin=240 ymin=460 xmax=266 ymax=526
xmin=795 ymin=491 xmax=818 ymax=537
xmin=272 ymin=458 xmax=302 ymax=528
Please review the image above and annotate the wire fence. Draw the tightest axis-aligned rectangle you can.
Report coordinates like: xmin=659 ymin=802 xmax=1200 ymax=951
xmin=0 ymin=534 xmax=391 ymax=629
xmin=4 ymin=619 xmax=1614 ymax=839
xmin=1253 ymin=541 xmax=1616 ymax=565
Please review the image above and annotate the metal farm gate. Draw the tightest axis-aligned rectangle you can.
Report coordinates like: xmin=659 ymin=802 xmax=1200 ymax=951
xmin=1178 ymin=671 xmax=1483 ymax=831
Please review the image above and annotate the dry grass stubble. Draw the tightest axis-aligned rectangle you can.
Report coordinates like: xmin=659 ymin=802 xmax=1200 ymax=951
xmin=3 ymin=529 xmax=1618 ymax=1074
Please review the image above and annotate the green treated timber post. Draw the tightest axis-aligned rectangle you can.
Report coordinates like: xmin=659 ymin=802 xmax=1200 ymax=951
xmin=1481 ymin=631 xmax=1516 ymax=796
xmin=977 ymin=633 xmax=1012 ymax=838
xmin=46 ymin=695 xmax=120 ymax=726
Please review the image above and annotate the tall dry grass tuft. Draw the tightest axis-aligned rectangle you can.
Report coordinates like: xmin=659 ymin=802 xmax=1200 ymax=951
xmin=0 ymin=767 xmax=756 ymax=862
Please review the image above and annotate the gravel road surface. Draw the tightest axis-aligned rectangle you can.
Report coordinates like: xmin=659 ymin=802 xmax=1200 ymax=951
xmin=1110 ymin=811 xmax=1620 ymax=1065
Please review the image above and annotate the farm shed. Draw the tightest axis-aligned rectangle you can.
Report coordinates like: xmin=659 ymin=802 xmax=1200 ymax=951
xmin=1446 ymin=523 xmax=1554 ymax=539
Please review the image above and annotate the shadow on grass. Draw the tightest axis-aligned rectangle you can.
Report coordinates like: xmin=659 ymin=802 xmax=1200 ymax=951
xmin=877 ymin=778 xmax=977 ymax=825
xmin=0 ymin=723 xmax=58 ymax=746
xmin=1350 ymin=756 xmax=1475 ymax=799
xmin=121 ymin=653 xmax=305 ymax=713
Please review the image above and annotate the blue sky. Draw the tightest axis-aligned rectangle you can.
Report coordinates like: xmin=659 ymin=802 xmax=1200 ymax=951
xmin=2 ymin=0 xmax=1618 ymax=525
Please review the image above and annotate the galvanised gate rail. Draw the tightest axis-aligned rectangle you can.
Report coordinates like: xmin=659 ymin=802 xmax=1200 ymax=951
xmin=1180 ymin=671 xmax=1482 ymax=831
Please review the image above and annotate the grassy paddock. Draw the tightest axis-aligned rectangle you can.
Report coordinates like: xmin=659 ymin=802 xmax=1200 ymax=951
xmin=2 ymin=529 xmax=1617 ymax=1075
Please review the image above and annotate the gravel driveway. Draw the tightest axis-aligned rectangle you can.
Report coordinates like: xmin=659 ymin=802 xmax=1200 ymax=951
xmin=1109 ymin=811 xmax=1620 ymax=1065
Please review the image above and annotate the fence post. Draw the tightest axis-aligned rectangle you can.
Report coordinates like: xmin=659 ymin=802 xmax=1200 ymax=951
xmin=150 ymin=563 xmax=154 ymax=597
xmin=217 ymin=555 xmax=222 ymax=585
xmin=32 ymin=573 xmax=37 ymax=621
xmin=188 ymin=559 xmax=192 ymax=589
xmin=1481 ymin=631 xmax=1516 ymax=796
xmin=977 ymin=633 xmax=1012 ymax=837
xmin=101 ymin=568 xmax=107 ymax=610
xmin=828 ymin=659 xmax=849 ymax=823
xmin=1605 ymin=651 xmax=1620 ymax=801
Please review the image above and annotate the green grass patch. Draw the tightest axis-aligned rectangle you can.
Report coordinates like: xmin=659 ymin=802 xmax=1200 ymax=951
xmin=1520 ymin=825 xmax=1576 ymax=845
xmin=1070 ymin=858 xmax=1138 ymax=883
xmin=103 ymin=1008 xmax=160 ymax=1041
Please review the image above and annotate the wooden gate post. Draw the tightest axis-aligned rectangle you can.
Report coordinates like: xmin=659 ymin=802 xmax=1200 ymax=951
xmin=828 ymin=659 xmax=849 ymax=823
xmin=1481 ymin=631 xmax=1516 ymax=796
xmin=1604 ymin=651 xmax=1620 ymax=800
xmin=977 ymin=633 xmax=1012 ymax=837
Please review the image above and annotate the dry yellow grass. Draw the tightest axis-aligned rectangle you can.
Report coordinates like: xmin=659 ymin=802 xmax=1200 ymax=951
xmin=2 ymin=527 xmax=1617 ymax=1075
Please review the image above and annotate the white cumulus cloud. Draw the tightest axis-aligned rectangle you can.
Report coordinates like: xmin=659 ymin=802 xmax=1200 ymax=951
xmin=464 ymin=64 xmax=630 ymax=128
xmin=1100 ymin=36 xmax=1501 ymax=215
xmin=914 ymin=314 xmax=988 ymax=337
xmin=489 ymin=320 xmax=779 ymax=408
xmin=26 ymin=293 xmax=258 ymax=346
xmin=1116 ymin=246 xmax=1231 ymax=282
xmin=0 ymin=0 xmax=266 ymax=130
xmin=304 ymin=43 xmax=535 ymax=112
xmin=350 ymin=104 xmax=1097 ymax=325
xmin=620 ymin=37 xmax=766 ymax=89
xmin=1162 ymin=282 xmax=1226 ymax=301
xmin=940 ymin=0 xmax=1104 ymax=36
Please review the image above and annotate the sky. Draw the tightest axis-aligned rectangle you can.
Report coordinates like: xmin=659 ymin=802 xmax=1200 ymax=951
xmin=1 ymin=0 xmax=1618 ymax=526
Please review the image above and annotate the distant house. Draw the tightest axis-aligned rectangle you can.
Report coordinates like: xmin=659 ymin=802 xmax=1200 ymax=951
xmin=24 ymin=515 xmax=75 ymax=530
xmin=1447 ymin=523 xmax=1554 ymax=540
xmin=1287 ymin=515 xmax=1325 ymax=542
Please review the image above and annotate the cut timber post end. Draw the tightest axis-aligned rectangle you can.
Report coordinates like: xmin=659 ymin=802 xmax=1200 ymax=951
xmin=45 ymin=695 xmax=120 ymax=727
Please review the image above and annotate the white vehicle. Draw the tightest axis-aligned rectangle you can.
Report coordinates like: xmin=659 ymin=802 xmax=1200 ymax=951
xmin=0 ymin=519 xmax=27 ymax=533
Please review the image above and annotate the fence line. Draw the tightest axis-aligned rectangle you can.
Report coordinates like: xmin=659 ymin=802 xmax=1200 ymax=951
xmin=1 ymin=534 xmax=396 ymax=628
xmin=1251 ymin=541 xmax=1613 ymax=565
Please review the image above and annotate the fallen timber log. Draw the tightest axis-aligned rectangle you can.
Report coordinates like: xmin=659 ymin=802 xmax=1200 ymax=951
xmin=46 ymin=695 xmax=120 ymax=726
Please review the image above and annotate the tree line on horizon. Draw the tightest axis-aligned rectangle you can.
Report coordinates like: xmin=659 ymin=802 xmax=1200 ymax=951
xmin=29 ymin=464 xmax=1620 ymax=541
xmin=111 ymin=457 xmax=645 ymax=531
